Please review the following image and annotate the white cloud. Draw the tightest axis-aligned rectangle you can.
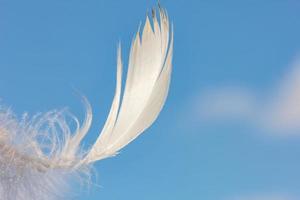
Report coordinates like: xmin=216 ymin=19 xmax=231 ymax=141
xmin=262 ymin=58 xmax=300 ymax=133
xmin=195 ymin=87 xmax=257 ymax=121
xmin=192 ymin=56 xmax=300 ymax=136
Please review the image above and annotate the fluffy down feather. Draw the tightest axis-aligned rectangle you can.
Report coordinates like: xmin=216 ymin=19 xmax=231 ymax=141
xmin=0 ymin=6 xmax=173 ymax=200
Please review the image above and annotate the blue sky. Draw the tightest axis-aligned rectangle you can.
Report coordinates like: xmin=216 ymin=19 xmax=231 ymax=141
xmin=1 ymin=0 xmax=300 ymax=199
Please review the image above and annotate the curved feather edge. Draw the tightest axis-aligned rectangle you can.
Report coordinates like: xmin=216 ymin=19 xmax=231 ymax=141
xmin=85 ymin=7 xmax=173 ymax=163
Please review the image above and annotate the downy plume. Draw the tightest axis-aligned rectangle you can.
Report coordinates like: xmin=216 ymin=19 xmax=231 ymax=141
xmin=0 ymin=5 xmax=173 ymax=200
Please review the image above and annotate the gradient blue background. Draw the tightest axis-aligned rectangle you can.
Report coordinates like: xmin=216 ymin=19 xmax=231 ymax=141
xmin=1 ymin=0 xmax=300 ymax=199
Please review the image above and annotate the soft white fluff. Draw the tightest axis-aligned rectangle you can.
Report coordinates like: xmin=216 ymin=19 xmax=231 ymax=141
xmin=0 ymin=6 xmax=173 ymax=200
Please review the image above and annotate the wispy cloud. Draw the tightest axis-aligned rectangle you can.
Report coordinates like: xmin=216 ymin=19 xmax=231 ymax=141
xmin=261 ymin=58 xmax=300 ymax=133
xmin=191 ymin=56 xmax=300 ymax=136
xmin=194 ymin=87 xmax=258 ymax=122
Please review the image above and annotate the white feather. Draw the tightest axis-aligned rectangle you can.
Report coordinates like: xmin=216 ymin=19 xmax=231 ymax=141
xmin=0 ymin=5 xmax=173 ymax=200
xmin=85 ymin=7 xmax=173 ymax=162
